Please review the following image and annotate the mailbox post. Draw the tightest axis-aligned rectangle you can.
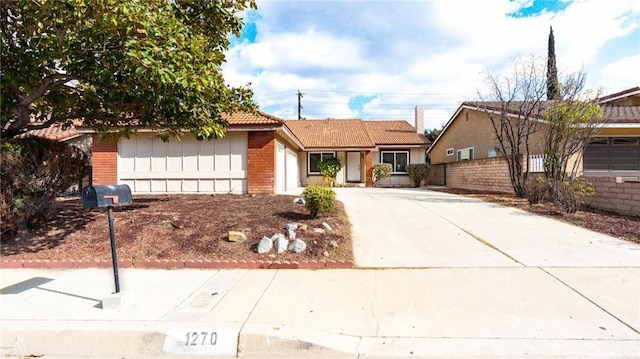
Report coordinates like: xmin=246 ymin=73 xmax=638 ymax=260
xmin=82 ymin=185 xmax=132 ymax=293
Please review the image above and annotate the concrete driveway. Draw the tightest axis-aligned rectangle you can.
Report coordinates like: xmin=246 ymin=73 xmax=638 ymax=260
xmin=337 ymin=187 xmax=639 ymax=268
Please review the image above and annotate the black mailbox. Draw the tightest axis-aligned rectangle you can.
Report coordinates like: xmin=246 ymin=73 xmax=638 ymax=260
xmin=82 ymin=185 xmax=132 ymax=208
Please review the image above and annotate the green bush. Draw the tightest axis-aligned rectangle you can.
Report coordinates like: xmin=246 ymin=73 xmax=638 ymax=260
xmin=524 ymin=176 xmax=551 ymax=204
xmin=555 ymin=177 xmax=595 ymax=213
xmin=372 ymin=163 xmax=392 ymax=186
xmin=406 ymin=163 xmax=430 ymax=187
xmin=1 ymin=136 xmax=91 ymax=236
xmin=301 ymin=185 xmax=336 ymax=217
xmin=317 ymin=158 xmax=342 ymax=186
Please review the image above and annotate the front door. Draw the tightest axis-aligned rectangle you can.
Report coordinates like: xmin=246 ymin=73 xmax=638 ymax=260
xmin=347 ymin=152 xmax=361 ymax=182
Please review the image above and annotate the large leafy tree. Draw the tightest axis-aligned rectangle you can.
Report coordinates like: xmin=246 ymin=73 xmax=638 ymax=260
xmin=1 ymin=0 xmax=258 ymax=140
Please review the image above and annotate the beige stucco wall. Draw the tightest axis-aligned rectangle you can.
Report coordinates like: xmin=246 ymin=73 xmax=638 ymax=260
xmin=430 ymin=108 xmax=546 ymax=164
xmin=299 ymin=151 xmax=362 ymax=186
xmin=372 ymin=147 xmax=425 ymax=187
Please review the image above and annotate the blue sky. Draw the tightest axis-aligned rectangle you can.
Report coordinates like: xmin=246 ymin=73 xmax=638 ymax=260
xmin=223 ymin=0 xmax=640 ymax=130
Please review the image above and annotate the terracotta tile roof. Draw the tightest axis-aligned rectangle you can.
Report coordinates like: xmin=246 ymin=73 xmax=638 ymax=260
xmin=285 ymin=119 xmax=430 ymax=148
xmin=285 ymin=119 xmax=375 ymax=148
xmin=223 ymin=112 xmax=283 ymax=125
xmin=20 ymin=124 xmax=81 ymax=141
xmin=602 ymin=106 xmax=640 ymax=124
xmin=462 ymin=101 xmax=640 ymax=125
xmin=599 ymin=86 xmax=640 ymax=104
xmin=363 ymin=120 xmax=430 ymax=145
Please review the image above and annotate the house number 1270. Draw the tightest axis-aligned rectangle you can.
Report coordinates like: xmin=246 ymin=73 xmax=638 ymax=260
xmin=184 ymin=331 xmax=218 ymax=346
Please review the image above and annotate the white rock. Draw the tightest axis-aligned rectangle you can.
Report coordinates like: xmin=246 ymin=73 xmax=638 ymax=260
xmin=313 ymin=228 xmax=326 ymax=234
xmin=321 ymin=222 xmax=332 ymax=231
xmin=257 ymin=236 xmax=273 ymax=254
xmin=273 ymin=236 xmax=289 ymax=254
xmin=288 ymin=239 xmax=307 ymax=253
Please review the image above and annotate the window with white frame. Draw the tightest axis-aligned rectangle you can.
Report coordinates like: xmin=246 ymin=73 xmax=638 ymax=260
xmin=612 ymin=137 xmax=639 ymax=146
xmin=446 ymin=148 xmax=454 ymax=156
xmin=308 ymin=152 xmax=335 ymax=174
xmin=381 ymin=151 xmax=409 ymax=173
xmin=457 ymin=147 xmax=474 ymax=161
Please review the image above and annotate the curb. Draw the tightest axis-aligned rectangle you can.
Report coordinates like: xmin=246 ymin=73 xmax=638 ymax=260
xmin=0 ymin=259 xmax=355 ymax=270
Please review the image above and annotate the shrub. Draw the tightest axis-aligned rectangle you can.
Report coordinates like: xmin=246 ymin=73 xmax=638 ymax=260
xmin=524 ymin=176 xmax=551 ymax=204
xmin=1 ymin=136 xmax=91 ymax=236
xmin=406 ymin=163 xmax=430 ymax=187
xmin=555 ymin=177 xmax=595 ymax=214
xmin=301 ymin=185 xmax=336 ymax=217
xmin=372 ymin=163 xmax=392 ymax=186
xmin=317 ymin=158 xmax=342 ymax=186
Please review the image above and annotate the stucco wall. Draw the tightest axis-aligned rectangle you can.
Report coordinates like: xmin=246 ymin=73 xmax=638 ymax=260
xmin=373 ymin=147 xmax=425 ymax=187
xmin=430 ymin=108 xmax=546 ymax=165
xmin=585 ymin=176 xmax=640 ymax=215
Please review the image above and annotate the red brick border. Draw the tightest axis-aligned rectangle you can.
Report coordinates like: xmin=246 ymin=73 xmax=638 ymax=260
xmin=1 ymin=259 xmax=355 ymax=270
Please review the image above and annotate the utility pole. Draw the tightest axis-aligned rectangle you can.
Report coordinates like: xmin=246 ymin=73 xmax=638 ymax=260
xmin=297 ymin=90 xmax=305 ymax=120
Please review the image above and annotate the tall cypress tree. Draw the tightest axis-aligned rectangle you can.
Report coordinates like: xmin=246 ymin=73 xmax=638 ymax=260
xmin=547 ymin=26 xmax=559 ymax=100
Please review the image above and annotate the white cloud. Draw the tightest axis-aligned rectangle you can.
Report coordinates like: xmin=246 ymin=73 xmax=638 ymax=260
xmin=223 ymin=0 xmax=640 ymax=128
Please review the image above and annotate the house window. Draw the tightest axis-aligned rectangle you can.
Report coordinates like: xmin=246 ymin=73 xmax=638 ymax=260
xmin=457 ymin=147 xmax=474 ymax=161
xmin=588 ymin=137 xmax=609 ymax=145
xmin=308 ymin=152 xmax=335 ymax=174
xmin=446 ymin=148 xmax=454 ymax=156
xmin=381 ymin=151 xmax=409 ymax=173
xmin=612 ymin=137 xmax=639 ymax=146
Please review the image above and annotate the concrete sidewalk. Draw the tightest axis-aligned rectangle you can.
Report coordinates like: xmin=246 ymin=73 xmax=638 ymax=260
xmin=2 ymin=266 xmax=639 ymax=358
xmin=1 ymin=188 xmax=639 ymax=358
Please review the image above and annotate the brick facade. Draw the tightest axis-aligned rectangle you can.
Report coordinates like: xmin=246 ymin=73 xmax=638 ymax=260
xmin=247 ymin=131 xmax=276 ymax=194
xmin=585 ymin=177 xmax=640 ymax=216
xmin=91 ymin=135 xmax=117 ymax=185
xmin=365 ymin=151 xmax=373 ymax=187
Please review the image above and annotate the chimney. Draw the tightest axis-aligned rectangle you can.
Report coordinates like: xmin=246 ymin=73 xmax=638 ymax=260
xmin=414 ymin=105 xmax=424 ymax=134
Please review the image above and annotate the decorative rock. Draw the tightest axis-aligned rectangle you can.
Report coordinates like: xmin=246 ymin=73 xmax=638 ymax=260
xmin=329 ymin=240 xmax=338 ymax=248
xmin=228 ymin=231 xmax=247 ymax=242
xmin=322 ymin=222 xmax=332 ymax=231
xmin=312 ymin=228 xmax=326 ymax=234
xmin=288 ymin=239 xmax=307 ymax=253
xmin=271 ymin=233 xmax=283 ymax=241
xmin=298 ymin=224 xmax=308 ymax=232
xmin=286 ymin=228 xmax=296 ymax=240
xmin=257 ymin=236 xmax=273 ymax=254
xmin=293 ymin=197 xmax=306 ymax=205
xmin=286 ymin=223 xmax=298 ymax=230
xmin=273 ymin=236 xmax=289 ymax=254
xmin=323 ymin=251 xmax=330 ymax=257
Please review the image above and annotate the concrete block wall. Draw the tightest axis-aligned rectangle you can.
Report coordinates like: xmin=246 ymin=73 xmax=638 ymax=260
xmin=91 ymin=135 xmax=117 ymax=185
xmin=585 ymin=176 xmax=640 ymax=216
xmin=247 ymin=131 xmax=276 ymax=194
xmin=446 ymin=157 xmax=515 ymax=193
xmin=426 ymin=164 xmax=446 ymax=186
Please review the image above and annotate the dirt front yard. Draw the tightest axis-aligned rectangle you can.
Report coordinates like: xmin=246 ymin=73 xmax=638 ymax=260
xmin=0 ymin=194 xmax=353 ymax=263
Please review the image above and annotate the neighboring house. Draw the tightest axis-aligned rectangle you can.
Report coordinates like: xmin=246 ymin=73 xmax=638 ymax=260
xmin=426 ymin=86 xmax=640 ymax=214
xmin=428 ymin=86 xmax=640 ymax=183
xmin=76 ymin=108 xmax=429 ymax=194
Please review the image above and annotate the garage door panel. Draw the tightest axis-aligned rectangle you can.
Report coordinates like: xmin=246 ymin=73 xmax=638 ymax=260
xmin=119 ymin=133 xmax=248 ymax=193
xmin=286 ymin=149 xmax=298 ymax=191
xmin=215 ymin=179 xmax=231 ymax=193
xmin=151 ymin=179 xmax=167 ymax=192
xmin=183 ymin=140 xmax=198 ymax=171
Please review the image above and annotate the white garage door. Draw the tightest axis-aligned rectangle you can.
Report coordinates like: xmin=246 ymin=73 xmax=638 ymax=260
xmin=276 ymin=143 xmax=286 ymax=193
xmin=286 ymin=148 xmax=299 ymax=191
xmin=118 ymin=132 xmax=247 ymax=193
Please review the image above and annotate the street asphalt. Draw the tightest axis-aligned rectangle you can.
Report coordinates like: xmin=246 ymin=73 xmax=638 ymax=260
xmin=1 ymin=187 xmax=638 ymax=358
